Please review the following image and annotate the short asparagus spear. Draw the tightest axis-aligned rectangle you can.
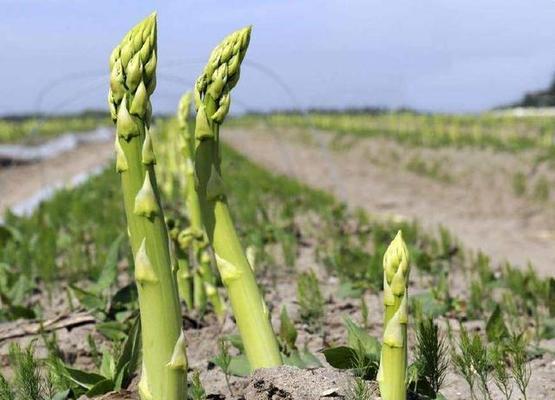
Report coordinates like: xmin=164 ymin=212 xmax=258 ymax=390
xmin=377 ymin=231 xmax=410 ymax=400
xmin=108 ymin=13 xmax=186 ymax=400
xmin=177 ymin=92 xmax=204 ymax=241
xmin=175 ymin=92 xmax=201 ymax=306
xmin=177 ymin=92 xmax=194 ymax=158
xmin=193 ymin=26 xmax=282 ymax=369
xmin=169 ymin=222 xmax=193 ymax=309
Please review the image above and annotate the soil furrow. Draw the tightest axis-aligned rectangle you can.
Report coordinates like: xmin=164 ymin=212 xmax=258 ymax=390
xmin=224 ymin=126 xmax=555 ymax=277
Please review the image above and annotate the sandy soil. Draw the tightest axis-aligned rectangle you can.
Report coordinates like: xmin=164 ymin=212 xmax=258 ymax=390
xmin=2 ymin=248 xmax=553 ymax=399
xmin=224 ymin=125 xmax=555 ymax=277
xmin=0 ymin=140 xmax=114 ymax=216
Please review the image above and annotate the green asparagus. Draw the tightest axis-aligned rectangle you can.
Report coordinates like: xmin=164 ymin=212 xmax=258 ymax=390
xmin=377 ymin=231 xmax=410 ymax=400
xmin=108 ymin=13 xmax=186 ymax=400
xmin=193 ymin=26 xmax=282 ymax=369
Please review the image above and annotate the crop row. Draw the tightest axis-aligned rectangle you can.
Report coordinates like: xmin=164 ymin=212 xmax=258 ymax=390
xmin=0 ymin=114 xmax=109 ymax=144
xmin=234 ymin=112 xmax=555 ymax=154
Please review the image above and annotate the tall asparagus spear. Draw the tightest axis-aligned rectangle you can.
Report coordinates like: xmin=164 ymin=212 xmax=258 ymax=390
xmin=377 ymin=231 xmax=410 ymax=400
xmin=108 ymin=13 xmax=187 ymax=400
xmin=193 ymin=26 xmax=282 ymax=369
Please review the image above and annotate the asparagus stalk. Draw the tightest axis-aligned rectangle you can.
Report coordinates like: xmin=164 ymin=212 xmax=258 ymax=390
xmin=176 ymin=254 xmax=194 ymax=309
xmin=177 ymin=91 xmax=205 ymax=277
xmin=177 ymin=92 xmax=204 ymax=241
xmin=174 ymin=95 xmax=198 ymax=307
xmin=193 ymin=26 xmax=282 ymax=369
xmin=169 ymin=222 xmax=193 ymax=309
xmin=377 ymin=231 xmax=410 ymax=400
xmin=108 ymin=13 xmax=186 ymax=400
xmin=199 ymin=248 xmax=226 ymax=320
xmin=193 ymin=268 xmax=208 ymax=314
xmin=177 ymin=92 xmax=225 ymax=318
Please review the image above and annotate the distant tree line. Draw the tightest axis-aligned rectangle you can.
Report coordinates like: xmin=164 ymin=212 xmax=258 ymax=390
xmin=516 ymin=73 xmax=555 ymax=107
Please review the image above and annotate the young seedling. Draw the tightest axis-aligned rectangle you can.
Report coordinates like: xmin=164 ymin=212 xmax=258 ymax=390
xmin=278 ymin=306 xmax=322 ymax=369
xmin=192 ymin=26 xmax=282 ymax=369
xmin=189 ymin=370 xmax=207 ymax=400
xmin=297 ymin=270 xmax=325 ymax=333
xmin=215 ymin=338 xmax=233 ymax=396
xmin=378 ymin=231 xmax=410 ymax=400
xmin=452 ymin=326 xmax=493 ymax=400
xmin=108 ymin=13 xmax=187 ymax=400
xmin=0 ymin=341 xmax=77 ymax=400
xmin=346 ymin=364 xmax=374 ymax=400
xmin=491 ymin=344 xmax=513 ymax=400
xmin=452 ymin=327 xmax=476 ymax=400
xmin=8 ymin=342 xmax=44 ymax=400
xmin=412 ymin=317 xmax=449 ymax=398
xmin=508 ymin=333 xmax=531 ymax=400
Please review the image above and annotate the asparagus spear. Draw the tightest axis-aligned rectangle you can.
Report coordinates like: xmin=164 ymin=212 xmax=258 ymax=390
xmin=108 ymin=13 xmax=186 ymax=400
xmin=177 ymin=92 xmax=226 ymax=318
xmin=168 ymin=219 xmax=194 ymax=309
xmin=174 ymin=93 xmax=199 ymax=307
xmin=199 ymin=248 xmax=226 ymax=320
xmin=193 ymin=26 xmax=282 ymax=369
xmin=177 ymin=92 xmax=204 ymax=240
xmin=377 ymin=231 xmax=410 ymax=400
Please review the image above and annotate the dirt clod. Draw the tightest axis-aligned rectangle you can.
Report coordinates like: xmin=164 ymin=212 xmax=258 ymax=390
xmin=243 ymin=366 xmax=354 ymax=399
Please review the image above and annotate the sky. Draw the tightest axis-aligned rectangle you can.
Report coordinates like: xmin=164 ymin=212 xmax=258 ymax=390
xmin=1 ymin=0 xmax=555 ymax=115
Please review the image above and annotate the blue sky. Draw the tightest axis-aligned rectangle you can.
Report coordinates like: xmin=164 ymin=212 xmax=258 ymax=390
xmin=1 ymin=0 xmax=555 ymax=115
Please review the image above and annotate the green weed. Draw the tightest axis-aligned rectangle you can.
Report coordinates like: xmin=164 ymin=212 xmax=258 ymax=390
xmin=297 ymin=270 xmax=325 ymax=332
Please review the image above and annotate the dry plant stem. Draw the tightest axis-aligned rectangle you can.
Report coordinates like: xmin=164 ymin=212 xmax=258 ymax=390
xmin=193 ymin=26 xmax=282 ymax=369
xmin=109 ymin=13 xmax=186 ymax=400
xmin=378 ymin=231 xmax=410 ymax=400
